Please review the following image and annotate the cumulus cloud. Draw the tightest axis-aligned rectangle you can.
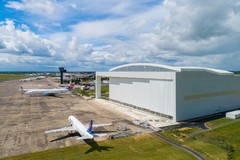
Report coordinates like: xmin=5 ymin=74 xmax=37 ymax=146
xmin=2 ymin=0 xmax=240 ymax=71
xmin=124 ymin=0 xmax=240 ymax=69
xmin=0 ymin=19 xmax=66 ymax=71
xmin=0 ymin=19 xmax=56 ymax=57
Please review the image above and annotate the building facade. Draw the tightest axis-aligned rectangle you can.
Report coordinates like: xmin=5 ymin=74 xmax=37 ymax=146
xmin=96 ymin=63 xmax=240 ymax=122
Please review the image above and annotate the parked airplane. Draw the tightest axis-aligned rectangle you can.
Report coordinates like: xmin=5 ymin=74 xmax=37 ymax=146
xmin=19 ymin=78 xmax=34 ymax=82
xmin=19 ymin=76 xmax=45 ymax=82
xmin=19 ymin=84 xmax=74 ymax=96
xmin=45 ymin=115 xmax=112 ymax=140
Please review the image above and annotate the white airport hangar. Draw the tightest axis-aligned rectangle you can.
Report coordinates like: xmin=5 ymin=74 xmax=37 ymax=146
xmin=95 ymin=63 xmax=240 ymax=122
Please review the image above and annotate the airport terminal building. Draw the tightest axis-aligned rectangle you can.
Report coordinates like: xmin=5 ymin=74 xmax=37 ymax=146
xmin=96 ymin=63 xmax=240 ymax=122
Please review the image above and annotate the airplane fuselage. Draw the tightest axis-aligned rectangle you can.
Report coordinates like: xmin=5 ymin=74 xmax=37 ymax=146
xmin=20 ymin=84 xmax=74 ymax=96
xmin=45 ymin=115 xmax=111 ymax=140
xmin=25 ymin=88 xmax=69 ymax=94
xmin=68 ymin=116 xmax=94 ymax=139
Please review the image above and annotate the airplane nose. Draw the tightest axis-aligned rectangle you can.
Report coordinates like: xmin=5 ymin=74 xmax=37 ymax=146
xmin=68 ymin=115 xmax=74 ymax=122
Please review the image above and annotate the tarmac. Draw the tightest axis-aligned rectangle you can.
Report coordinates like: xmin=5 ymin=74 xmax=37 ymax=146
xmin=0 ymin=78 xmax=175 ymax=158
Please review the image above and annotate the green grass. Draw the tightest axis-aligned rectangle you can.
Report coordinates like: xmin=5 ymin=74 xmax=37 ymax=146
xmin=159 ymin=118 xmax=240 ymax=160
xmin=0 ymin=74 xmax=28 ymax=81
xmin=197 ymin=120 xmax=240 ymax=159
xmin=205 ymin=118 xmax=235 ymax=128
xmin=184 ymin=140 xmax=228 ymax=160
xmin=74 ymin=86 xmax=109 ymax=98
xmin=1 ymin=134 xmax=196 ymax=160
xmin=74 ymin=88 xmax=90 ymax=96
xmin=101 ymin=86 xmax=109 ymax=93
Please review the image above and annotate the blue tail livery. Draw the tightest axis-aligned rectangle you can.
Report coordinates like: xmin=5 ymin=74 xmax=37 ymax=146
xmin=87 ymin=120 xmax=93 ymax=134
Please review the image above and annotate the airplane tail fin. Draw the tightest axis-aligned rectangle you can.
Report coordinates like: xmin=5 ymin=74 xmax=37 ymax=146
xmin=67 ymin=84 xmax=75 ymax=90
xmin=19 ymin=86 xmax=24 ymax=93
xmin=87 ymin=120 xmax=93 ymax=134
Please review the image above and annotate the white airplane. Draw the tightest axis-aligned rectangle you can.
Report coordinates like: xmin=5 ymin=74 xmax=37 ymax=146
xmin=19 ymin=76 xmax=46 ymax=82
xmin=19 ymin=84 xmax=74 ymax=96
xmin=19 ymin=78 xmax=34 ymax=82
xmin=45 ymin=115 xmax=112 ymax=140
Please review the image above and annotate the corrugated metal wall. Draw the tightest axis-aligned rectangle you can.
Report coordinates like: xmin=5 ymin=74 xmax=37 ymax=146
xmin=176 ymin=71 xmax=240 ymax=121
xmin=110 ymin=77 xmax=176 ymax=118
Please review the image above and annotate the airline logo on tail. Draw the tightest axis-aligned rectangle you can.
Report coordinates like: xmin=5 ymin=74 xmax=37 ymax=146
xmin=67 ymin=84 xmax=75 ymax=90
xmin=87 ymin=120 xmax=93 ymax=134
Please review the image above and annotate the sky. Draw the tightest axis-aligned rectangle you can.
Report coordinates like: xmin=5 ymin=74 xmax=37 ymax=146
xmin=0 ymin=0 xmax=240 ymax=71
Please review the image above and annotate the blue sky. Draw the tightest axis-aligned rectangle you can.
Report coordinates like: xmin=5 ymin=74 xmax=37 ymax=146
xmin=0 ymin=0 xmax=240 ymax=71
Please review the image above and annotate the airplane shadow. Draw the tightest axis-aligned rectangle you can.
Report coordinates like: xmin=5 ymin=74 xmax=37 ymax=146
xmin=29 ymin=94 xmax=63 ymax=98
xmin=50 ymin=130 xmax=116 ymax=142
xmin=50 ymin=132 xmax=80 ymax=142
xmin=49 ymin=132 xmax=114 ymax=154
xmin=91 ymin=130 xmax=116 ymax=134
xmin=83 ymin=139 xmax=114 ymax=154
xmin=47 ymin=95 xmax=63 ymax=98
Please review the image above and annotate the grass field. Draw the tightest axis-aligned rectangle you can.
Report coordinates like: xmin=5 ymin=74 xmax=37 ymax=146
xmin=159 ymin=118 xmax=240 ymax=160
xmin=1 ymin=134 xmax=196 ymax=160
xmin=205 ymin=117 xmax=236 ymax=128
xmin=0 ymin=74 xmax=28 ymax=81
xmin=74 ymin=86 xmax=109 ymax=97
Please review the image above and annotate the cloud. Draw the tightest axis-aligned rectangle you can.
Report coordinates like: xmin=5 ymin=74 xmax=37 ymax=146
xmin=33 ymin=22 xmax=46 ymax=30
xmin=6 ymin=0 xmax=57 ymax=17
xmin=69 ymin=19 xmax=127 ymax=39
xmin=0 ymin=19 xmax=65 ymax=71
xmin=0 ymin=39 xmax=6 ymax=49
xmin=67 ymin=3 xmax=166 ymax=41
xmin=2 ymin=0 xmax=240 ymax=71
xmin=125 ymin=0 xmax=240 ymax=69
xmin=5 ymin=0 xmax=161 ymax=29
xmin=0 ymin=19 xmax=56 ymax=57
xmin=50 ymin=0 xmax=240 ymax=71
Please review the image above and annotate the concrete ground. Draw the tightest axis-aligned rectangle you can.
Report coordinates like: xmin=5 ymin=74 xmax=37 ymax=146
xmin=0 ymin=78 xmax=147 ymax=158
xmin=95 ymin=99 xmax=178 ymax=128
xmin=0 ymin=78 xmax=176 ymax=158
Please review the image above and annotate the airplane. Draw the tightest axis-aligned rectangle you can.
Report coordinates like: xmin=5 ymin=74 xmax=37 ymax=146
xmin=45 ymin=115 xmax=112 ymax=140
xmin=19 ymin=78 xmax=34 ymax=82
xmin=19 ymin=84 xmax=74 ymax=96
xmin=19 ymin=76 xmax=46 ymax=82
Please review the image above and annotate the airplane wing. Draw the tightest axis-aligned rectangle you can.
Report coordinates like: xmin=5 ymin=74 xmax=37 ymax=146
xmin=45 ymin=126 xmax=76 ymax=134
xmin=92 ymin=133 xmax=107 ymax=137
xmin=88 ymin=123 xmax=112 ymax=128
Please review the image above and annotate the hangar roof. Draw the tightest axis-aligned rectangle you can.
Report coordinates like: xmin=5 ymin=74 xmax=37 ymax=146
xmin=110 ymin=63 xmax=181 ymax=72
xmin=109 ymin=63 xmax=233 ymax=75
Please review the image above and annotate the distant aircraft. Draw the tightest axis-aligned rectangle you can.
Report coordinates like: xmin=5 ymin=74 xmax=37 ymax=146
xmin=35 ymin=76 xmax=46 ymax=80
xmin=19 ymin=78 xmax=33 ymax=82
xmin=19 ymin=84 xmax=74 ymax=96
xmin=45 ymin=115 xmax=112 ymax=140
xmin=19 ymin=76 xmax=45 ymax=82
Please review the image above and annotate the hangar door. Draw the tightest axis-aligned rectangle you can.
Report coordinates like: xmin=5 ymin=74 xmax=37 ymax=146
xmin=109 ymin=78 xmax=175 ymax=117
